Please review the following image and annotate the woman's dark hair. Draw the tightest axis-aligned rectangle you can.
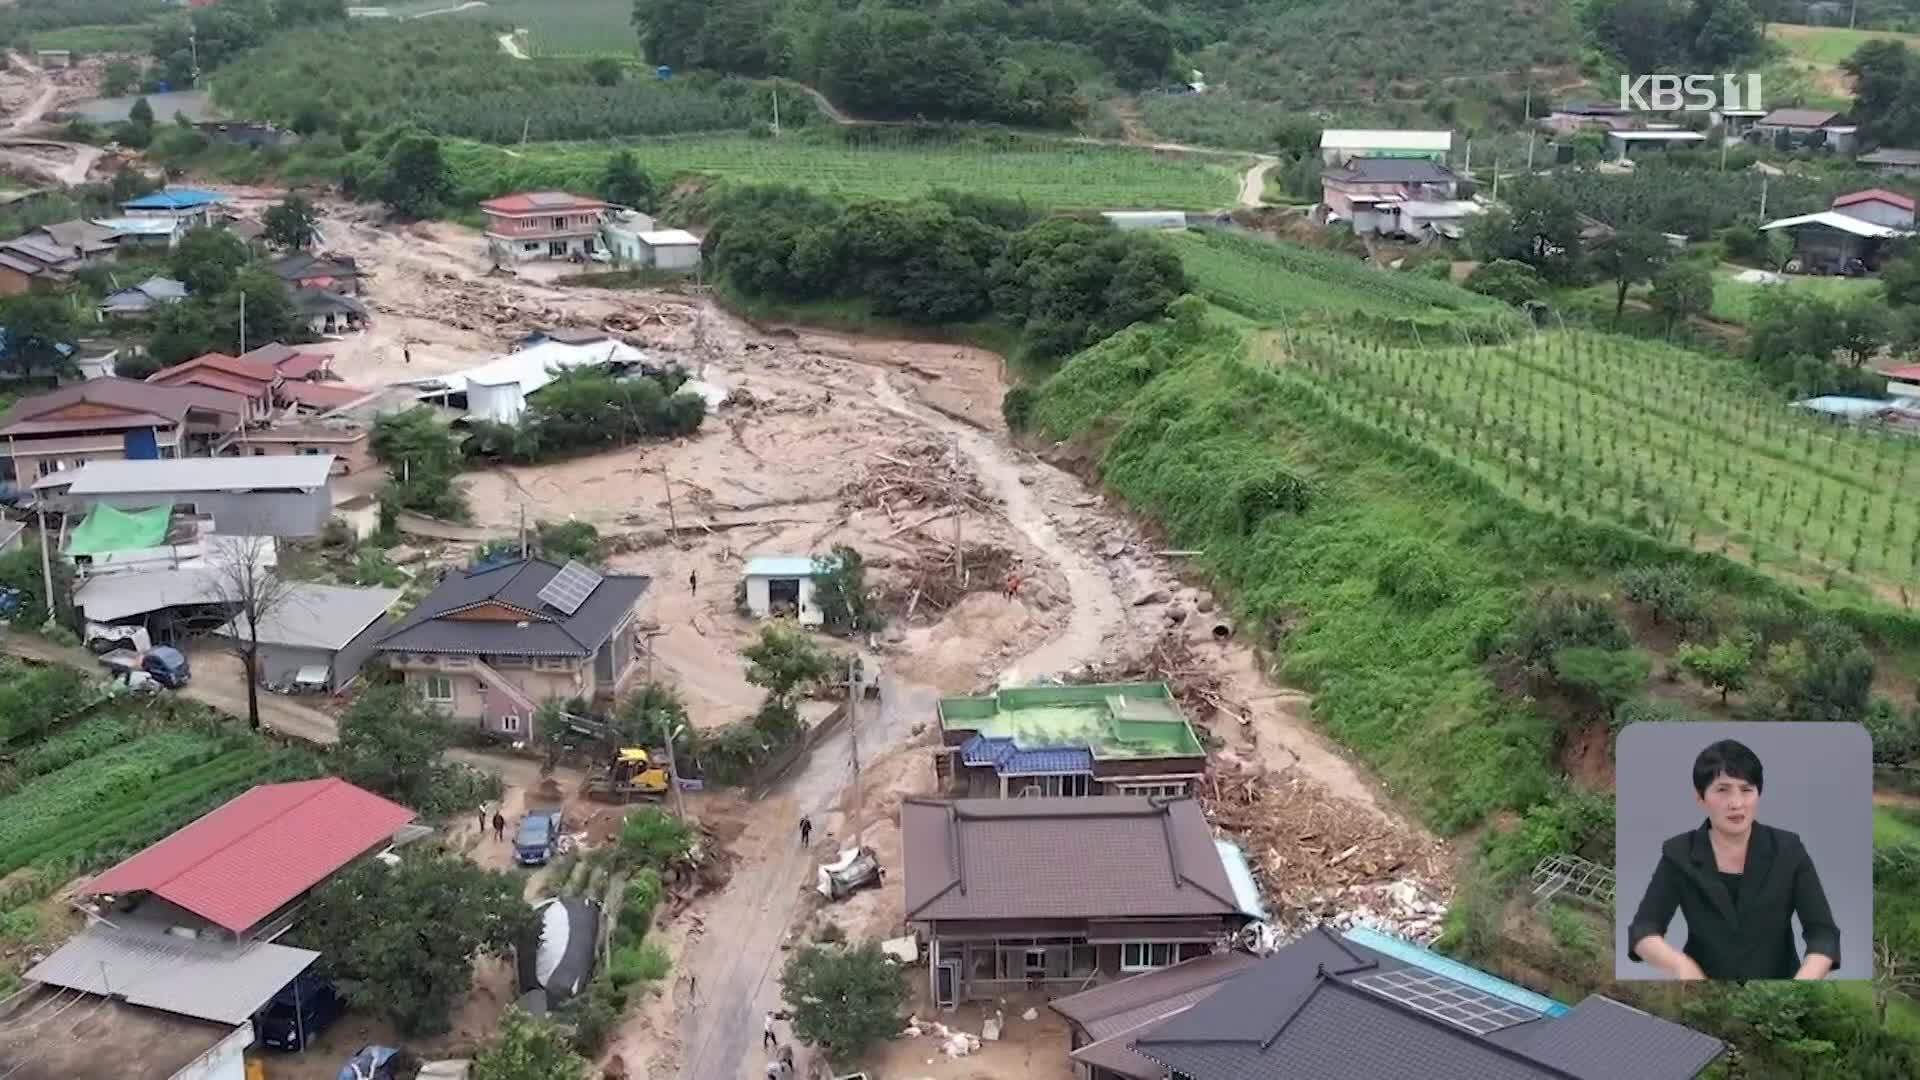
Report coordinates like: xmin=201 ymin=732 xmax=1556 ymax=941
xmin=1692 ymin=739 xmax=1764 ymax=796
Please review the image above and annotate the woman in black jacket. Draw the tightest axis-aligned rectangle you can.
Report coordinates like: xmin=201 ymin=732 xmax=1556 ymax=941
xmin=1627 ymin=738 xmax=1841 ymax=981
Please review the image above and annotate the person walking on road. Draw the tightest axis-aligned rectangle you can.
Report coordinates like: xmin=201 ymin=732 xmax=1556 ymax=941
xmin=799 ymin=816 xmax=813 ymax=848
xmin=478 ymin=805 xmax=487 ymax=833
xmin=689 ymin=569 xmax=698 ymax=597
xmin=764 ymin=1011 xmax=779 ymax=1050
xmin=492 ymin=811 xmax=506 ymax=842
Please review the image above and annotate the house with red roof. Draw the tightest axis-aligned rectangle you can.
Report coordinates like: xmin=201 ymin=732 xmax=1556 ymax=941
xmin=148 ymin=352 xmax=280 ymax=422
xmin=1 ymin=779 xmax=417 ymax=1077
xmin=1832 ymin=188 xmax=1916 ymax=231
xmin=80 ymin=777 xmax=416 ymax=938
xmin=1882 ymin=362 xmax=1920 ymax=400
xmin=480 ymin=191 xmax=610 ymax=264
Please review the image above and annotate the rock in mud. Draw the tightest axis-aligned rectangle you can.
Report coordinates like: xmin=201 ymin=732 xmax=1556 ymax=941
xmin=1132 ymin=588 xmax=1170 ymax=606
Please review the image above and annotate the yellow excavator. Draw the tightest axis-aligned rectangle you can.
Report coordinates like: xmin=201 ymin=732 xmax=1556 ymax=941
xmin=583 ymin=747 xmax=671 ymax=803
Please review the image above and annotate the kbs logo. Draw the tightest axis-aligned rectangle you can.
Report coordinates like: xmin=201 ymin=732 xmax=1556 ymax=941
xmin=1617 ymin=74 xmax=1763 ymax=112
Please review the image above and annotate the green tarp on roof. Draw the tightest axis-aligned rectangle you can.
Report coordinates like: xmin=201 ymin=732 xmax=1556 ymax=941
xmin=66 ymin=503 xmax=170 ymax=556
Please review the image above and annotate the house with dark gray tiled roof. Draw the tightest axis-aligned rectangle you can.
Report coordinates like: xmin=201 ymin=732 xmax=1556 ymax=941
xmin=375 ymin=558 xmax=650 ymax=740
xmin=1104 ymin=925 xmax=1725 ymax=1080
xmin=902 ymin=797 xmax=1258 ymax=1006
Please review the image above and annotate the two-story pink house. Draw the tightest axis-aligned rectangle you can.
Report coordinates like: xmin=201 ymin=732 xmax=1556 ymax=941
xmin=480 ymin=191 xmax=610 ymax=264
xmin=374 ymin=557 xmax=650 ymax=741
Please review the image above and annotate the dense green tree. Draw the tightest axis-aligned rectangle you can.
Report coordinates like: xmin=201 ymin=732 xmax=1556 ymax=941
xmin=276 ymin=0 xmax=347 ymax=27
xmin=292 ymin=855 xmax=534 ymax=1035
xmin=334 ymin=684 xmax=501 ymax=814
xmin=375 ymin=130 xmax=453 ymax=219
xmin=616 ymin=683 xmax=691 ymax=748
xmin=1465 ymin=180 xmax=1585 ymax=284
xmin=263 ymin=195 xmax=319 ymax=250
xmin=598 ymin=149 xmax=656 ymax=212
xmin=473 ymin=1009 xmax=591 ymax=1080
xmin=1690 ymin=0 xmax=1762 ymax=66
xmin=743 ymin=621 xmax=836 ymax=705
xmin=812 ymin=545 xmax=882 ymax=635
xmin=585 ymin=57 xmax=622 ymax=87
xmin=1845 ymin=40 xmax=1920 ymax=147
xmin=1590 ymin=227 xmax=1670 ymax=320
xmin=0 ymin=294 xmax=77 ymax=376
xmin=1676 ymin=631 xmax=1757 ymax=703
xmin=100 ymin=59 xmax=140 ymax=97
xmin=147 ymin=301 xmax=217 ymax=367
xmin=1884 ymin=243 xmax=1920 ymax=307
xmin=128 ymin=95 xmax=154 ymax=132
xmin=781 ymin=943 xmax=906 ymax=1063
xmin=208 ymin=269 xmax=303 ymax=351
xmin=170 ymin=226 xmax=251 ymax=295
xmin=1758 ymin=621 xmax=1876 ymax=724
xmin=1551 ymin=646 xmax=1653 ymax=715
xmin=990 ymin=217 xmax=1187 ymax=358
xmin=1648 ymin=260 xmax=1715 ymax=331
xmin=1464 ymin=259 xmax=1547 ymax=307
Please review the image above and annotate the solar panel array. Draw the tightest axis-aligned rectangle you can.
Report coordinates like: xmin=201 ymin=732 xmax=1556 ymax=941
xmin=537 ymin=560 xmax=603 ymax=615
xmin=1349 ymin=968 xmax=1542 ymax=1036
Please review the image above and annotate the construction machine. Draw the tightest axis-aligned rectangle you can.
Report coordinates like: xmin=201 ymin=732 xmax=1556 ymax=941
xmin=583 ymin=746 xmax=671 ymax=803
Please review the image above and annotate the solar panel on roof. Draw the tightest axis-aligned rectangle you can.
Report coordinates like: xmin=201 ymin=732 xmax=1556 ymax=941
xmin=1350 ymin=968 xmax=1542 ymax=1036
xmin=527 ymin=192 xmax=574 ymax=207
xmin=537 ymin=559 xmax=603 ymax=615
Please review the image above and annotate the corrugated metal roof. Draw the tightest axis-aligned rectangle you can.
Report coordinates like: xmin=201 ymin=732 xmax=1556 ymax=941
xmin=1834 ymin=187 xmax=1916 ymax=211
xmin=27 ymin=924 xmax=317 ymax=1024
xmin=122 ymin=188 xmax=228 ymax=210
xmin=638 ymin=229 xmax=701 ymax=246
xmin=1320 ymin=129 xmax=1452 ymax=152
xmin=95 ymin=216 xmax=185 ymax=236
xmin=744 ymin=555 xmax=819 ymax=578
xmin=62 ymin=454 xmax=336 ymax=495
xmin=83 ymin=778 xmax=416 ymax=934
xmin=1215 ymin=840 xmax=1269 ymax=921
xmin=902 ymin=797 xmax=1241 ymax=923
xmin=217 ymin=583 xmax=400 ymax=650
xmin=1760 ymin=107 xmax=1840 ymax=128
xmin=1607 ymin=130 xmax=1707 ymax=142
xmin=1053 ymin=951 xmax=1262 ymax=1037
xmin=1760 ymin=210 xmax=1914 ymax=239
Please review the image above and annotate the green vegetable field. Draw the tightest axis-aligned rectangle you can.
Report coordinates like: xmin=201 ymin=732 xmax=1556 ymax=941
xmin=1168 ymin=229 xmax=1513 ymax=324
xmin=443 ymin=133 xmax=1244 ymax=210
xmin=0 ymin=661 xmax=320 ymax=962
xmin=413 ymin=0 xmax=637 ymax=57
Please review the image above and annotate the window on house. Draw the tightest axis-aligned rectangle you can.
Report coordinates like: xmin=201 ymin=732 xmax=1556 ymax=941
xmin=523 ymin=242 xmax=539 ymax=252
xmin=1013 ymin=774 xmax=1091 ymax=797
xmin=501 ymin=714 xmax=521 ymax=733
xmin=424 ymin=675 xmax=453 ymax=702
xmin=1115 ymin=782 xmax=1187 ymax=799
xmin=551 ymin=216 xmax=566 ymax=230
xmin=1121 ymin=942 xmax=1176 ymax=972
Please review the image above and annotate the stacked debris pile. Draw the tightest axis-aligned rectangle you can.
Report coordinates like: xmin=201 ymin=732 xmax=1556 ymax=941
xmin=901 ymin=1016 xmax=982 ymax=1058
xmin=1203 ymin=759 xmax=1449 ymax=943
xmin=1071 ymin=632 xmax=1248 ymax=735
xmin=842 ymin=437 xmax=994 ymax=518
xmin=877 ymin=542 xmax=1017 ymax=622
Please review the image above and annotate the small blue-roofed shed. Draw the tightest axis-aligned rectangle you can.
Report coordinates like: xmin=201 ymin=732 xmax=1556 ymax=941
xmin=742 ymin=553 xmax=824 ymax=625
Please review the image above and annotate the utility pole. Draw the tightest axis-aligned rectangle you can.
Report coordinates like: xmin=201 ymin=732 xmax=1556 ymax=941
xmin=1720 ymin=134 xmax=1729 ymax=172
xmin=772 ymin=88 xmax=780 ymax=136
xmin=237 ymin=288 xmax=246 ymax=356
xmin=35 ymin=503 xmax=53 ymax=630
xmin=1526 ymin=131 xmax=1536 ymax=172
xmin=848 ymin=655 xmax=864 ymax=848
xmin=1760 ymin=175 xmax=1769 ymax=219
xmin=661 ymin=467 xmax=678 ymax=541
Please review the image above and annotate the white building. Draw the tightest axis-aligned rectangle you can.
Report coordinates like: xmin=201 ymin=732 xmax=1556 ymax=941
xmin=1319 ymin=129 xmax=1453 ymax=167
xmin=639 ymin=229 xmax=702 ymax=271
xmin=1605 ymin=129 xmax=1707 ymax=161
xmin=1101 ymin=211 xmax=1188 ymax=231
xmin=743 ymin=554 xmax=823 ymax=626
xmin=600 ymin=210 xmax=656 ymax=264
xmin=393 ymin=338 xmax=650 ymax=424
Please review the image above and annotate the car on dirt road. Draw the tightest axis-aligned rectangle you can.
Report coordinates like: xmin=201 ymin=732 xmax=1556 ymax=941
xmin=514 ymin=811 xmax=559 ymax=866
xmin=97 ymin=645 xmax=190 ymax=688
xmin=816 ymin=846 xmax=884 ymax=901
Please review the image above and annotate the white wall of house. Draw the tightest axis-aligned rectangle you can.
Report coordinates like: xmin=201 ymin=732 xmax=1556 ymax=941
xmin=1888 ymin=378 xmax=1920 ymax=399
xmin=744 ymin=574 xmax=822 ymax=625
xmin=645 ymin=241 xmax=701 ymax=271
xmin=170 ymin=1022 xmax=253 ymax=1080
xmin=1835 ymin=201 xmax=1915 ymax=230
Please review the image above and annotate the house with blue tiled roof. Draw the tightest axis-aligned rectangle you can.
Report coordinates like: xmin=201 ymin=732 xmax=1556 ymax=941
xmin=936 ymin=682 xmax=1207 ymax=799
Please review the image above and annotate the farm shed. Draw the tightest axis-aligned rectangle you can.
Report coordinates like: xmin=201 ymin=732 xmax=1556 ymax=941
xmin=1859 ymin=148 xmax=1920 ymax=177
xmin=213 ymin=582 xmax=402 ymax=691
xmin=1760 ymin=211 xmax=1914 ymax=270
xmin=1102 ymin=211 xmax=1189 ymax=230
xmin=44 ymin=455 xmax=337 ymax=538
xmin=1606 ymin=129 xmax=1707 ymax=160
xmin=743 ymin=554 xmax=823 ymax=625
xmin=638 ymin=229 xmax=703 ymax=271
xmin=1831 ymin=189 xmax=1916 ymax=230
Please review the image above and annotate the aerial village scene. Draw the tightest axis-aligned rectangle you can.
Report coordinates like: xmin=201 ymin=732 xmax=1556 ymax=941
xmin=1 ymin=1 xmax=1919 ymax=1079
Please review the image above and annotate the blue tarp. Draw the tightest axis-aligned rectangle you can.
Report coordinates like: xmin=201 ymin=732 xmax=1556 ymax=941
xmin=122 ymin=188 xmax=227 ymax=211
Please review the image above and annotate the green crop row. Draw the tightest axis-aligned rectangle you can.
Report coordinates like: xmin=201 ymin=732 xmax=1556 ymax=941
xmin=4 ymin=715 xmax=135 ymax=785
xmin=0 ymin=734 xmax=237 ymax=852
xmin=1272 ymin=326 xmax=1920 ymax=602
xmin=0 ymin=749 xmax=274 ymax=877
xmin=439 ymin=132 xmax=1243 ymax=211
xmin=1168 ymin=229 xmax=1510 ymax=322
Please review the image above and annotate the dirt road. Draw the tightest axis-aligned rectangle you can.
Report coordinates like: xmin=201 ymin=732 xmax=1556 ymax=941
xmin=0 ymin=50 xmax=104 ymax=186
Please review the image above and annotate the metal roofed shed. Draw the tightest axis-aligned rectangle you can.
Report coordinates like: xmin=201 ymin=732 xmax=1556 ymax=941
xmin=27 ymin=923 xmax=318 ymax=1024
xmin=743 ymin=553 xmax=824 ymax=625
xmin=637 ymin=228 xmax=703 ymax=271
xmin=121 ymin=188 xmax=230 ymax=212
xmin=214 ymin=582 xmax=402 ymax=691
xmin=53 ymin=455 xmax=336 ymax=538
xmin=83 ymin=777 xmax=416 ymax=935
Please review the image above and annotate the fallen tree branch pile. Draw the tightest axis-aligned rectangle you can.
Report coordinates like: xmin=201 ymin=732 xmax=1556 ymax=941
xmin=841 ymin=437 xmax=994 ymax=519
xmin=1204 ymin=759 xmax=1449 ymax=942
xmin=877 ymin=543 xmax=1017 ymax=621
xmin=1071 ymin=632 xmax=1249 ymax=732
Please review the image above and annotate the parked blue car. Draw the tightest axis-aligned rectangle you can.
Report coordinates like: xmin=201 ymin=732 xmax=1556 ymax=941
xmin=514 ymin=811 xmax=559 ymax=866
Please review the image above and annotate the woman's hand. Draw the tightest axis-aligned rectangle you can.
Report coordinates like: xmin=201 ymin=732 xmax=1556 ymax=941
xmin=1794 ymin=954 xmax=1834 ymax=981
xmin=1673 ymin=957 xmax=1710 ymax=981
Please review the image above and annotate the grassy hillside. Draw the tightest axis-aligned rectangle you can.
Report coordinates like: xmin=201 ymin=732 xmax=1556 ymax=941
xmin=1769 ymin=20 xmax=1920 ymax=63
xmin=411 ymin=0 xmax=635 ymax=56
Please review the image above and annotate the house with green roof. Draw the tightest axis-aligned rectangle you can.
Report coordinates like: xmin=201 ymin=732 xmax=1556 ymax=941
xmin=936 ymin=682 xmax=1207 ymax=799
